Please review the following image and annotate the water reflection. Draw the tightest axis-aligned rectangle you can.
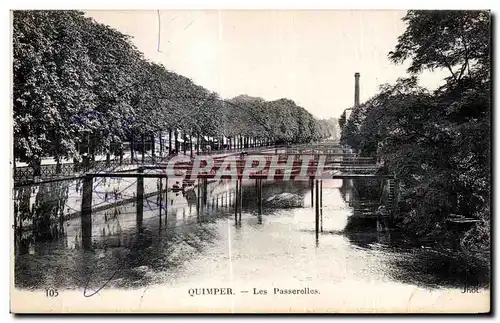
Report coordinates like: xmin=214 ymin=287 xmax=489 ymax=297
xmin=14 ymin=177 xmax=489 ymax=292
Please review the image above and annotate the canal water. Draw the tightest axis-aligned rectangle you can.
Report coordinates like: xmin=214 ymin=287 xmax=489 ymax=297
xmin=13 ymin=177 xmax=490 ymax=311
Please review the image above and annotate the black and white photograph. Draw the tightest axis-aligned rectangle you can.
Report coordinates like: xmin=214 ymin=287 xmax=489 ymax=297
xmin=10 ymin=8 xmax=491 ymax=313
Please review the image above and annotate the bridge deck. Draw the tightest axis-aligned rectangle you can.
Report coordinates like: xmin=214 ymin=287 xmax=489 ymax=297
xmin=14 ymin=143 xmax=393 ymax=184
xmin=84 ymin=172 xmax=393 ymax=180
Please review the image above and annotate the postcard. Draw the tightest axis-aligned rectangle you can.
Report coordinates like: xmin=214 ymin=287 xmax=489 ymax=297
xmin=11 ymin=9 xmax=491 ymax=313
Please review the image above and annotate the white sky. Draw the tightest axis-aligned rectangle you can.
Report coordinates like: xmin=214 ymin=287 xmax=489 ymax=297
xmin=86 ymin=10 xmax=449 ymax=119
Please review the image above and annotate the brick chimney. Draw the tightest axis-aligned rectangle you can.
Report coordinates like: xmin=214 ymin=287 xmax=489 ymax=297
xmin=354 ymin=72 xmax=360 ymax=107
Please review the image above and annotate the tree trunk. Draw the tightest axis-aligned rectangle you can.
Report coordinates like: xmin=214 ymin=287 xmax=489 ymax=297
xmin=174 ymin=130 xmax=179 ymax=154
xmin=183 ymin=131 xmax=187 ymax=155
xmin=55 ymin=157 xmax=61 ymax=174
xmin=190 ymin=133 xmax=193 ymax=158
xmin=89 ymin=134 xmax=95 ymax=163
xmin=86 ymin=133 xmax=90 ymax=161
xmin=131 ymin=134 xmax=135 ymax=163
xmin=159 ymin=131 xmax=163 ymax=157
xmin=106 ymin=152 xmax=110 ymax=167
xmin=197 ymin=133 xmax=200 ymax=154
xmin=141 ymin=136 xmax=145 ymax=163
xmin=168 ymin=129 xmax=172 ymax=155
xmin=32 ymin=157 xmax=41 ymax=177
xmin=151 ymin=134 xmax=155 ymax=157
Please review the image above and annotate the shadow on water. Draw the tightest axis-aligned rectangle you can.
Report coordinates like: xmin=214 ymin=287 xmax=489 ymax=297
xmin=345 ymin=230 xmax=490 ymax=289
xmin=14 ymin=178 xmax=308 ymax=290
xmin=341 ymin=177 xmax=490 ymax=290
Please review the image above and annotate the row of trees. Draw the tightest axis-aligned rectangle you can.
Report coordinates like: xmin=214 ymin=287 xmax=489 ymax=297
xmin=13 ymin=10 xmax=335 ymax=167
xmin=340 ymin=11 xmax=490 ymax=256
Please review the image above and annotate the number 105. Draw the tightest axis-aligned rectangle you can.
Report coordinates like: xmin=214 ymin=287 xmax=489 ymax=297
xmin=45 ymin=288 xmax=59 ymax=297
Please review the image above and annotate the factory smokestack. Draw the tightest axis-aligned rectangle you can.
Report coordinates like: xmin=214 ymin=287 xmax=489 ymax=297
xmin=354 ymin=72 xmax=360 ymax=107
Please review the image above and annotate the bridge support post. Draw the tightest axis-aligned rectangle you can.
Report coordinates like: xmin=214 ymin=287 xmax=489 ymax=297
xmin=320 ymin=180 xmax=323 ymax=232
xmin=203 ymin=178 xmax=208 ymax=206
xmin=239 ymin=178 xmax=243 ymax=222
xmin=137 ymin=167 xmax=144 ymax=226
xmin=258 ymin=178 xmax=263 ymax=215
xmin=235 ymin=179 xmax=239 ymax=224
xmin=255 ymin=178 xmax=259 ymax=212
xmin=164 ymin=177 xmax=168 ymax=217
xmin=310 ymin=177 xmax=314 ymax=207
xmin=315 ymin=179 xmax=319 ymax=240
xmin=81 ymin=174 xmax=93 ymax=250
xmin=158 ymin=178 xmax=163 ymax=221
xmin=197 ymin=178 xmax=200 ymax=215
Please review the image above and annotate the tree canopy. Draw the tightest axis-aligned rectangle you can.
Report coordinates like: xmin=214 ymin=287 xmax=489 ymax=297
xmin=13 ymin=10 xmax=337 ymax=164
xmin=341 ymin=10 xmax=490 ymax=253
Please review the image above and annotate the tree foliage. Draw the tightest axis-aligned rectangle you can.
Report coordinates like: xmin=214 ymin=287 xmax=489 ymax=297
xmin=342 ymin=10 xmax=491 ymax=251
xmin=389 ymin=10 xmax=490 ymax=85
xmin=13 ymin=10 xmax=337 ymax=164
